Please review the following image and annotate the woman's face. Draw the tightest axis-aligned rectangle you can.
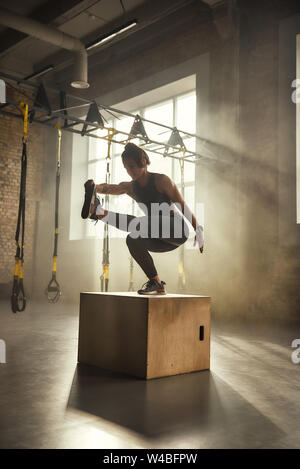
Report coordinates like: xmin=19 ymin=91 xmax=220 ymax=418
xmin=123 ymin=157 xmax=146 ymax=180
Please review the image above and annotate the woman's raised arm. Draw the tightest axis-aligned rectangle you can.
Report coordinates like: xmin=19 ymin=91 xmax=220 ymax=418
xmin=158 ymin=174 xmax=204 ymax=253
xmin=96 ymin=181 xmax=132 ymax=195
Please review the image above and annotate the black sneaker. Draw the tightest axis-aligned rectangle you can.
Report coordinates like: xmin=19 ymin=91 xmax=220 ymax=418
xmin=89 ymin=194 xmax=103 ymax=221
xmin=81 ymin=179 xmax=96 ymax=219
xmin=137 ymin=279 xmax=166 ymax=295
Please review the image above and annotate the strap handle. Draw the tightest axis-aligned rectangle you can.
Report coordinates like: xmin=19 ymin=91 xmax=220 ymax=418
xmin=46 ymin=126 xmax=62 ymax=302
xmin=45 ymin=272 xmax=61 ymax=303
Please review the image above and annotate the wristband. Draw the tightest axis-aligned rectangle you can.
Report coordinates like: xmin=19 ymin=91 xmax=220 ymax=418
xmin=194 ymin=225 xmax=204 ymax=249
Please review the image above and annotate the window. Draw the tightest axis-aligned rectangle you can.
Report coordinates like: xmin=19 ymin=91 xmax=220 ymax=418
xmin=85 ymin=90 xmax=197 ymax=239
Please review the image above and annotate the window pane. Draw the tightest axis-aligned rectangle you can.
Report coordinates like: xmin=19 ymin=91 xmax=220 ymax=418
xmin=147 ymin=150 xmax=172 ymax=176
xmin=88 ymin=161 xmax=96 ymax=180
xmin=88 ymin=159 xmax=107 ymax=181
xmin=184 ymin=160 xmax=195 ymax=183
xmin=112 ymin=155 xmax=131 ymax=183
xmin=176 ymin=93 xmax=196 ymax=134
xmin=174 ymin=158 xmax=195 ymax=184
xmin=144 ymin=100 xmax=173 ymax=143
xmin=183 ymin=185 xmax=195 ymax=212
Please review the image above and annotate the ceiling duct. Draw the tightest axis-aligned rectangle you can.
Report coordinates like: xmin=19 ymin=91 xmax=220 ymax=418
xmin=0 ymin=6 xmax=89 ymax=89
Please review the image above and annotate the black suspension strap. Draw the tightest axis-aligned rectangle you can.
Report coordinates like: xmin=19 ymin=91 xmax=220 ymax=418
xmin=45 ymin=126 xmax=62 ymax=302
xmin=178 ymin=147 xmax=186 ymax=291
xmin=11 ymin=102 xmax=28 ymax=313
xmin=128 ymin=198 xmax=135 ymax=292
xmin=164 ymin=128 xmax=187 ymax=291
xmin=100 ymin=128 xmax=116 ymax=292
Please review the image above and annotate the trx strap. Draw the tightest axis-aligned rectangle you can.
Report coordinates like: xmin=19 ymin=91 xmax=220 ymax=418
xmin=100 ymin=128 xmax=116 ymax=291
xmin=178 ymin=147 xmax=186 ymax=291
xmin=128 ymin=255 xmax=134 ymax=292
xmin=45 ymin=126 xmax=62 ymax=302
xmin=164 ymin=127 xmax=187 ymax=290
xmin=59 ymin=91 xmax=68 ymax=128
xmin=11 ymin=102 xmax=28 ymax=313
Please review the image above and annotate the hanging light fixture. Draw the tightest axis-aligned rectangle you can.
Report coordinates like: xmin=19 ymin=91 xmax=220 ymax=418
xmin=86 ymin=19 xmax=137 ymax=51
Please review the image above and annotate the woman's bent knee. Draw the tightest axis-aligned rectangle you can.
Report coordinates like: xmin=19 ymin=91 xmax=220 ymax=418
xmin=126 ymin=233 xmax=138 ymax=247
xmin=126 ymin=234 xmax=145 ymax=251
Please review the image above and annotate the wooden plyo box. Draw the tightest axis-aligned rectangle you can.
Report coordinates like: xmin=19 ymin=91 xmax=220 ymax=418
xmin=78 ymin=292 xmax=211 ymax=379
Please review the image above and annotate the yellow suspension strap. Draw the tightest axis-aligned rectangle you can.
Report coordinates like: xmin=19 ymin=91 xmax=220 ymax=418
xmin=45 ymin=125 xmax=62 ymax=302
xmin=11 ymin=102 xmax=28 ymax=313
xmin=100 ymin=128 xmax=116 ymax=292
xmin=178 ymin=147 xmax=186 ymax=291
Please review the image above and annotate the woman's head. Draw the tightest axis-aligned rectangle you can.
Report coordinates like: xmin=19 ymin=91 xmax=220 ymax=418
xmin=121 ymin=143 xmax=150 ymax=180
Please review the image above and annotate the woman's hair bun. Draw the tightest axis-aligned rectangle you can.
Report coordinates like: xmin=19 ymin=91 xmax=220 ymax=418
xmin=124 ymin=142 xmax=136 ymax=151
xmin=121 ymin=142 xmax=150 ymax=167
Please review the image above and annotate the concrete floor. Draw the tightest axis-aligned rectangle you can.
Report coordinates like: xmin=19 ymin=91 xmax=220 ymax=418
xmin=0 ymin=300 xmax=299 ymax=449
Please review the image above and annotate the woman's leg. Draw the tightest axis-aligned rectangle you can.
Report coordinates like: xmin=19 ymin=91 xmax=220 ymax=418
xmin=96 ymin=209 xmax=189 ymax=240
xmin=97 ymin=209 xmax=136 ymax=232
xmin=126 ymin=235 xmax=181 ymax=279
xmin=126 ymin=214 xmax=189 ymax=280
xmin=97 ymin=210 xmax=189 ymax=281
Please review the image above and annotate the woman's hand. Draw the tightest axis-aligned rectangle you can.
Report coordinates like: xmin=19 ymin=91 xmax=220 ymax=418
xmin=194 ymin=225 xmax=204 ymax=253
xmin=156 ymin=174 xmax=204 ymax=253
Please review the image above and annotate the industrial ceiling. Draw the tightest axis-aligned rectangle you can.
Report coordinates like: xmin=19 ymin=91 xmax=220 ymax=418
xmin=0 ymin=0 xmax=223 ymax=90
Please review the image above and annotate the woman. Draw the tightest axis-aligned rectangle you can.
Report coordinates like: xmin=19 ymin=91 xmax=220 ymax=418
xmin=81 ymin=143 xmax=204 ymax=295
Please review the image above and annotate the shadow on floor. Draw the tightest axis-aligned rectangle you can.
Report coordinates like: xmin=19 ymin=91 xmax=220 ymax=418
xmin=67 ymin=363 xmax=284 ymax=446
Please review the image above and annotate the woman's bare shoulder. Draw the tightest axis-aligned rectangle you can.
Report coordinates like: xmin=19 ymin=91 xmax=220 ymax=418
xmin=154 ymin=173 xmax=172 ymax=190
xmin=154 ymin=173 xmax=172 ymax=186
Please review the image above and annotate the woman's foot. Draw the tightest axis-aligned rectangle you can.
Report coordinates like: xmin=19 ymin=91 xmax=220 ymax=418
xmin=152 ymin=275 xmax=162 ymax=284
xmin=137 ymin=279 xmax=166 ymax=295
xmin=81 ymin=179 xmax=96 ymax=219
xmin=89 ymin=196 xmax=105 ymax=220
xmin=81 ymin=179 xmax=106 ymax=221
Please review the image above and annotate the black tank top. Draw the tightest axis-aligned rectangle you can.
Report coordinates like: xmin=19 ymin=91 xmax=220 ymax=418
xmin=132 ymin=173 xmax=172 ymax=215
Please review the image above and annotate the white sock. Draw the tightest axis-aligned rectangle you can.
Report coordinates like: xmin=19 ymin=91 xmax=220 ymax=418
xmin=96 ymin=204 xmax=105 ymax=216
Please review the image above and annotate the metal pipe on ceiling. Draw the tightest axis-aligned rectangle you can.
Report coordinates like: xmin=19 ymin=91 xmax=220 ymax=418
xmin=0 ymin=6 xmax=89 ymax=89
